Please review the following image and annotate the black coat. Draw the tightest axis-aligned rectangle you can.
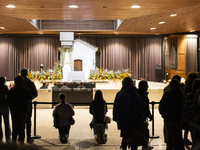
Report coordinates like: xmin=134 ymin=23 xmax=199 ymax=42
xmin=137 ymin=89 xmax=152 ymax=120
xmin=7 ymin=86 xmax=31 ymax=114
xmin=90 ymin=100 xmax=107 ymax=123
xmin=159 ymin=90 xmax=184 ymax=121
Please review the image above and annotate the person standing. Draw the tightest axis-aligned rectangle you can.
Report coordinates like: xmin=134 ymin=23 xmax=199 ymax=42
xmin=159 ymin=80 xmax=185 ymax=150
xmin=162 ymin=75 xmax=181 ymax=143
xmin=7 ymin=76 xmax=31 ymax=144
xmin=90 ymin=90 xmax=107 ymax=144
xmin=0 ymin=76 xmax=11 ymax=143
xmin=21 ymin=69 xmax=38 ymax=143
xmin=183 ymin=72 xmax=199 ymax=145
xmin=113 ymin=77 xmax=144 ymax=150
xmin=163 ymin=75 xmax=181 ymax=93
xmin=137 ymin=80 xmax=153 ymax=150
xmin=184 ymin=79 xmax=200 ymax=149
xmin=53 ymin=93 xmax=75 ymax=143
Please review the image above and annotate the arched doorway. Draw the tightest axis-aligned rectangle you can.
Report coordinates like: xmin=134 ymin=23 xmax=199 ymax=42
xmin=74 ymin=59 xmax=82 ymax=71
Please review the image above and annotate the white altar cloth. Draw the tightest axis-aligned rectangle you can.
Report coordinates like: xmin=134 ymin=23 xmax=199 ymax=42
xmin=68 ymin=71 xmax=86 ymax=82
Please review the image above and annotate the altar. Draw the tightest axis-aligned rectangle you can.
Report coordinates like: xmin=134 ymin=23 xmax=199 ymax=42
xmin=68 ymin=71 xmax=85 ymax=82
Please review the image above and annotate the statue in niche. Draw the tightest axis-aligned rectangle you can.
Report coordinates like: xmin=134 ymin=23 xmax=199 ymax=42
xmin=64 ymin=50 xmax=70 ymax=64
xmin=170 ymin=45 xmax=177 ymax=69
xmin=62 ymin=50 xmax=71 ymax=82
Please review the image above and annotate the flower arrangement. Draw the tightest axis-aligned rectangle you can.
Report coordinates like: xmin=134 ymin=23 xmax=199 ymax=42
xmin=88 ymin=69 xmax=131 ymax=80
xmin=27 ymin=62 xmax=63 ymax=81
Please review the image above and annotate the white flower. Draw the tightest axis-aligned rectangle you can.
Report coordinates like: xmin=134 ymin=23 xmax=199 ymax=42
xmin=49 ymin=69 xmax=54 ymax=73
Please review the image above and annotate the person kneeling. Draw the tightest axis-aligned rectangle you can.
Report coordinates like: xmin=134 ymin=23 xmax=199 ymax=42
xmin=90 ymin=90 xmax=108 ymax=144
xmin=53 ymin=93 xmax=75 ymax=144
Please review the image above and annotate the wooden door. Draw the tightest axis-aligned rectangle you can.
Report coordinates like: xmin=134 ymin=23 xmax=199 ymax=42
xmin=74 ymin=60 xmax=82 ymax=71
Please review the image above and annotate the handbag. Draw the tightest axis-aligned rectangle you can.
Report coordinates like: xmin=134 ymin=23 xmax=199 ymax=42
xmin=68 ymin=103 xmax=75 ymax=125
xmin=89 ymin=120 xmax=94 ymax=129
xmin=53 ymin=113 xmax=59 ymax=128
xmin=105 ymin=116 xmax=111 ymax=124
xmin=69 ymin=116 xmax=75 ymax=125
xmin=132 ymin=121 xmax=148 ymax=142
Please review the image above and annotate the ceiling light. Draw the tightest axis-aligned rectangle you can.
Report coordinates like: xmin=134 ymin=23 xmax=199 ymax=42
xmin=0 ymin=27 xmax=5 ymax=29
xmin=6 ymin=5 xmax=16 ymax=8
xmin=150 ymin=27 xmax=156 ymax=30
xmin=186 ymin=34 xmax=197 ymax=38
xmin=170 ymin=14 xmax=177 ymax=17
xmin=131 ymin=5 xmax=141 ymax=8
xmin=159 ymin=21 xmax=165 ymax=24
xmin=190 ymin=30 xmax=195 ymax=32
xmin=69 ymin=5 xmax=78 ymax=8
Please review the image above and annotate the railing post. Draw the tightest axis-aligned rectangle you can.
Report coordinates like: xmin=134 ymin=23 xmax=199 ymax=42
xmin=31 ymin=101 xmax=41 ymax=139
xmin=149 ymin=101 xmax=159 ymax=139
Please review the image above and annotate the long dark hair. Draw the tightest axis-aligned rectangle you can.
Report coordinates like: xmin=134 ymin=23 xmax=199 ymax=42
xmin=94 ymin=90 xmax=104 ymax=102
xmin=0 ymin=76 xmax=5 ymax=89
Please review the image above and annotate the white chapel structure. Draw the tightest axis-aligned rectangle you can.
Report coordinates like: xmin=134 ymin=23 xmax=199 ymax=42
xmin=62 ymin=39 xmax=98 ymax=82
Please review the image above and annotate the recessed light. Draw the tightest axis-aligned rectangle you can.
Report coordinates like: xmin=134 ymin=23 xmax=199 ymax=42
xmin=6 ymin=5 xmax=15 ymax=8
xmin=186 ymin=34 xmax=197 ymax=38
xmin=150 ymin=27 xmax=156 ymax=30
xmin=69 ymin=5 xmax=78 ymax=8
xmin=190 ymin=30 xmax=195 ymax=32
xmin=170 ymin=14 xmax=177 ymax=17
xmin=131 ymin=5 xmax=141 ymax=8
xmin=159 ymin=21 xmax=165 ymax=24
xmin=0 ymin=27 xmax=5 ymax=29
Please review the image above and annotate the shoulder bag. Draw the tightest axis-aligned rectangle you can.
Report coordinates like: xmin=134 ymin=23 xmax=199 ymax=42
xmin=68 ymin=103 xmax=75 ymax=125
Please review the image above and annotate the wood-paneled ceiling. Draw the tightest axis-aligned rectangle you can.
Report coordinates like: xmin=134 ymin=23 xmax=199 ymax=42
xmin=0 ymin=0 xmax=200 ymax=35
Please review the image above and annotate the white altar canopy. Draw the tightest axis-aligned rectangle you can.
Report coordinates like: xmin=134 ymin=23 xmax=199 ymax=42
xmin=62 ymin=39 xmax=98 ymax=82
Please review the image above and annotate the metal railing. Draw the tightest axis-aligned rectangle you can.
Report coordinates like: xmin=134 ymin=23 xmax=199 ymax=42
xmin=31 ymin=101 xmax=160 ymax=139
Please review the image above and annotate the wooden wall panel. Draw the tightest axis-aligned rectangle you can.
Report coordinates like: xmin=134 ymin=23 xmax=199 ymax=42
xmin=177 ymin=38 xmax=186 ymax=71
xmin=177 ymin=55 xmax=186 ymax=70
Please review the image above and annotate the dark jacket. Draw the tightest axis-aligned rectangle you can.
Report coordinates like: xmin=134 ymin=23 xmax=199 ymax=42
xmin=137 ymin=89 xmax=152 ymax=120
xmin=24 ymin=77 xmax=38 ymax=100
xmin=113 ymin=86 xmax=144 ymax=131
xmin=40 ymin=86 xmax=47 ymax=89
xmin=90 ymin=100 xmax=107 ymax=123
xmin=7 ymin=86 xmax=31 ymax=114
xmin=159 ymin=90 xmax=184 ymax=121
xmin=0 ymin=85 xmax=8 ymax=105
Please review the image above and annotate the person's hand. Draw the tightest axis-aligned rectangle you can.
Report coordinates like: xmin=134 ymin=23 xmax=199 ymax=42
xmin=149 ymin=115 xmax=153 ymax=121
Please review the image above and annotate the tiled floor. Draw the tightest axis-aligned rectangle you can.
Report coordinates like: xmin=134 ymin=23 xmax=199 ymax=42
xmin=2 ymin=108 xmax=192 ymax=150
